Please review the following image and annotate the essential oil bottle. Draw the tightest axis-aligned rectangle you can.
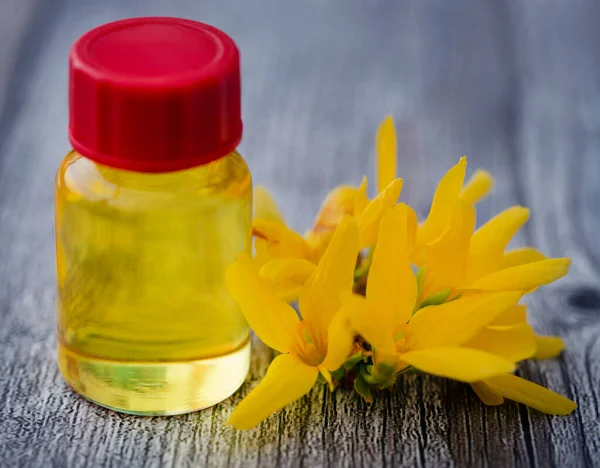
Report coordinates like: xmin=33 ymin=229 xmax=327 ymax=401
xmin=55 ymin=17 xmax=252 ymax=415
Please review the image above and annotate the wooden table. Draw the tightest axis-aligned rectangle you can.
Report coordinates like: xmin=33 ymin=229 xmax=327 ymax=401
xmin=1 ymin=1 xmax=598 ymax=466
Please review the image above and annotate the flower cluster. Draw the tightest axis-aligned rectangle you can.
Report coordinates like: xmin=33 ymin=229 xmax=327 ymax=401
xmin=225 ymin=116 xmax=576 ymax=430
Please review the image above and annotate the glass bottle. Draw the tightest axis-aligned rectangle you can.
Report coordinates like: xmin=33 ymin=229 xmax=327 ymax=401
xmin=55 ymin=17 xmax=251 ymax=415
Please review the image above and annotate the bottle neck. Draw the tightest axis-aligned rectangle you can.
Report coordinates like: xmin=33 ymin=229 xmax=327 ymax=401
xmin=77 ymin=150 xmax=236 ymax=192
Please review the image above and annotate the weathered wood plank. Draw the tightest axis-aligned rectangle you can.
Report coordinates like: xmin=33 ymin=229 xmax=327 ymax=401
xmin=0 ymin=0 xmax=38 ymax=118
xmin=509 ymin=3 xmax=600 ymax=466
xmin=0 ymin=0 xmax=598 ymax=467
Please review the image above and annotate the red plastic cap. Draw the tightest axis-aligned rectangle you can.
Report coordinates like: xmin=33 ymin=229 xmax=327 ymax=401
xmin=69 ymin=17 xmax=242 ymax=172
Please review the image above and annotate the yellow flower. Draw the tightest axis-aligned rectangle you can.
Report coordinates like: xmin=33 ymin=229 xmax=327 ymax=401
xmin=225 ymin=217 xmax=360 ymax=429
xmin=342 ymin=204 xmax=523 ymax=384
xmin=310 ymin=115 xmax=397 ymax=234
xmin=310 ymin=177 xmax=369 ymax=234
xmin=464 ymin=304 xmax=576 ymax=414
xmin=412 ymin=157 xmax=494 ymax=264
xmin=343 ymin=205 xmax=576 ymax=414
xmin=250 ymin=117 xmax=404 ymax=299
xmin=309 ymin=177 xmax=403 ymax=250
xmin=251 ymin=177 xmax=400 ymax=301
xmin=251 ymin=122 xmax=496 ymax=302
xmin=416 ymin=185 xmax=571 ymax=301
xmin=253 ymin=180 xmax=402 ymax=262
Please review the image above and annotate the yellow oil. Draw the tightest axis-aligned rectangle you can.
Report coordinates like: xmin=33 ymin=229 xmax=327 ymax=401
xmin=55 ymin=150 xmax=252 ymax=415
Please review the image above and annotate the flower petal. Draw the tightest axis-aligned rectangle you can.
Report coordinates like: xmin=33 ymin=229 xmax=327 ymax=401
xmin=259 ymin=258 xmax=316 ymax=303
xmin=226 ymin=354 xmax=319 ymax=430
xmin=420 ymin=200 xmax=475 ymax=296
xmin=304 ymin=229 xmax=335 ymax=262
xmin=501 ymin=247 xmax=546 ymax=269
xmin=406 ymin=204 xmax=418 ymax=259
xmin=357 ymin=178 xmax=403 ymax=248
xmin=321 ymin=311 xmax=356 ymax=371
xmin=355 ymin=176 xmax=370 ymax=215
xmin=271 ymin=282 xmax=303 ymax=303
xmin=466 ymin=206 xmax=530 ymax=282
xmin=409 ymin=291 xmax=522 ymax=349
xmin=253 ymin=185 xmax=285 ymax=224
xmin=484 ymin=374 xmax=577 ymax=415
xmin=299 ymin=217 xmax=360 ymax=334
xmin=376 ymin=116 xmax=397 ymax=194
xmin=490 ymin=305 xmax=527 ymax=326
xmin=312 ymin=184 xmax=363 ymax=231
xmin=460 ymin=169 xmax=494 ymax=204
xmin=417 ymin=157 xmax=467 ymax=246
xmin=471 ymin=381 xmax=504 ymax=406
xmin=226 ymin=254 xmax=300 ymax=353
xmin=252 ymin=219 xmax=312 ymax=262
xmin=341 ymin=292 xmax=396 ymax=356
xmin=367 ymin=204 xmax=418 ymax=325
xmin=400 ymin=348 xmax=515 ymax=382
xmin=463 ymin=258 xmax=571 ymax=292
xmin=533 ymin=335 xmax=565 ymax=360
xmin=465 ymin=324 xmax=536 ymax=362
xmin=259 ymin=258 xmax=317 ymax=285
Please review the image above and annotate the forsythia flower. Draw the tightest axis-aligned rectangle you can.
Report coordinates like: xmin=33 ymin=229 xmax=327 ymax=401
xmin=225 ymin=217 xmax=359 ymax=429
xmin=252 ymin=118 xmax=403 ymax=300
xmin=309 ymin=116 xmax=397 ymax=235
xmin=255 ymin=179 xmax=402 ymax=254
xmin=413 ymin=156 xmax=493 ymax=260
xmin=225 ymin=115 xmax=576 ymax=430
xmin=343 ymin=205 xmax=521 ymax=380
xmin=416 ymin=198 xmax=571 ymax=301
xmin=465 ymin=303 xmax=573 ymax=412
xmin=343 ymin=205 xmax=575 ymax=414
xmin=253 ymin=118 xmax=494 ymax=300
xmin=412 ymin=155 xmax=570 ymax=302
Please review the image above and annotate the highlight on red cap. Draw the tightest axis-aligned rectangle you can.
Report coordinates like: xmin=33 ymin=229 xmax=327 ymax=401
xmin=69 ymin=17 xmax=242 ymax=173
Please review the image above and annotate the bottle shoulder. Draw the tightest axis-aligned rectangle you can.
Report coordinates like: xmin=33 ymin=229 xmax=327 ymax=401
xmin=56 ymin=150 xmax=251 ymax=207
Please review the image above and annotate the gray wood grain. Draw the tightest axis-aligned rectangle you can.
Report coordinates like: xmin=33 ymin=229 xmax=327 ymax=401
xmin=0 ymin=0 xmax=38 ymax=113
xmin=1 ymin=0 xmax=599 ymax=466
